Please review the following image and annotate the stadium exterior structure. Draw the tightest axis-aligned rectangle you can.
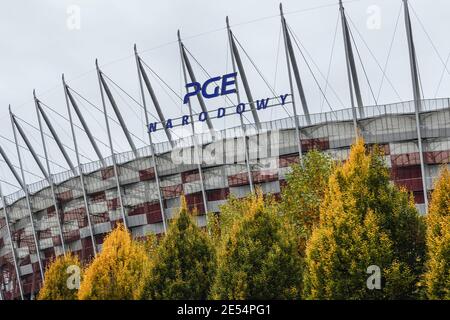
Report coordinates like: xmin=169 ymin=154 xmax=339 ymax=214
xmin=1 ymin=1 xmax=450 ymax=300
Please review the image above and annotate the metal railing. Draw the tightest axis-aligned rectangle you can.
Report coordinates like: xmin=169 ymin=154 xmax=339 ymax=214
xmin=3 ymin=97 xmax=450 ymax=205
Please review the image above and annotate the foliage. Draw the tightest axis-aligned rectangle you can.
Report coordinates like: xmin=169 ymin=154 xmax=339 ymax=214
xmin=78 ymin=223 xmax=150 ymax=300
xmin=303 ymin=139 xmax=426 ymax=299
xmin=280 ymin=150 xmax=333 ymax=254
xmin=211 ymin=191 xmax=302 ymax=299
xmin=424 ymin=167 xmax=450 ymax=299
xmin=142 ymin=196 xmax=216 ymax=299
xmin=38 ymin=253 xmax=81 ymax=300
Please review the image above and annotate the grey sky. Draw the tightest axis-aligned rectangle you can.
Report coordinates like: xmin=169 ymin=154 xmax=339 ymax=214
xmin=0 ymin=0 xmax=449 ymax=194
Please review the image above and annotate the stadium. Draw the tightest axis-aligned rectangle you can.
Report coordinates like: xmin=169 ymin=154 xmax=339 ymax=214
xmin=1 ymin=0 xmax=450 ymax=300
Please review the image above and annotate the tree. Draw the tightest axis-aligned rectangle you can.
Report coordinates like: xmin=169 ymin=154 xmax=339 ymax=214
xmin=280 ymin=150 xmax=333 ymax=254
xmin=211 ymin=191 xmax=302 ymax=299
xmin=142 ymin=196 xmax=216 ymax=299
xmin=38 ymin=253 xmax=81 ymax=300
xmin=303 ymin=139 xmax=426 ymax=299
xmin=424 ymin=167 xmax=450 ymax=299
xmin=78 ymin=224 xmax=150 ymax=300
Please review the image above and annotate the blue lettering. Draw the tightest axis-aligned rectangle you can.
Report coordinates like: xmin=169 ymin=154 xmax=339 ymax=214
xmin=221 ymin=72 xmax=237 ymax=96
xmin=236 ymin=103 xmax=246 ymax=114
xmin=256 ymin=98 xmax=270 ymax=110
xmin=182 ymin=115 xmax=189 ymax=126
xmin=147 ymin=122 xmax=158 ymax=133
xmin=280 ymin=94 xmax=289 ymax=105
xmin=165 ymin=119 xmax=173 ymax=129
xmin=201 ymin=76 xmax=221 ymax=99
xmin=183 ymin=82 xmax=201 ymax=104
xmin=217 ymin=107 xmax=225 ymax=118
xmin=199 ymin=111 xmax=208 ymax=122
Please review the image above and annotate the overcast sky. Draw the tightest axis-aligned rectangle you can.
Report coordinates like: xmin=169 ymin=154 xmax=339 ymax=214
xmin=0 ymin=0 xmax=449 ymax=194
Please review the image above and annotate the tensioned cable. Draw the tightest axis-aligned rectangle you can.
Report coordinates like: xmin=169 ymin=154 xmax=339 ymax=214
xmin=14 ymin=113 xmax=94 ymax=163
xmin=14 ymin=118 xmax=71 ymax=171
xmin=183 ymin=46 xmax=258 ymax=130
xmin=287 ymin=24 xmax=335 ymax=112
xmin=72 ymin=91 xmax=129 ymax=153
xmin=0 ymin=131 xmax=67 ymax=172
xmin=435 ymin=52 xmax=450 ymax=98
xmin=8 ymin=0 xmax=362 ymax=117
xmin=44 ymin=109 xmax=95 ymax=162
xmin=102 ymin=71 xmax=183 ymax=141
xmin=346 ymin=14 xmax=402 ymax=103
xmin=0 ymin=178 xmax=20 ymax=191
xmin=39 ymin=99 xmax=115 ymax=153
xmin=0 ymin=156 xmax=44 ymax=181
xmin=140 ymin=59 xmax=184 ymax=112
xmin=409 ymin=4 xmax=450 ymax=78
xmin=272 ymin=23 xmax=283 ymax=121
xmin=232 ymin=34 xmax=293 ymax=117
xmin=103 ymin=75 xmax=153 ymax=144
xmin=321 ymin=14 xmax=340 ymax=113
xmin=68 ymin=87 xmax=149 ymax=147
xmin=375 ymin=4 xmax=402 ymax=102
xmin=347 ymin=23 xmax=378 ymax=106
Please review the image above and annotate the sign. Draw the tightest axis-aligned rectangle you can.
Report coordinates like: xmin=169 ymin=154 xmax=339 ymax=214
xmin=147 ymin=72 xmax=290 ymax=133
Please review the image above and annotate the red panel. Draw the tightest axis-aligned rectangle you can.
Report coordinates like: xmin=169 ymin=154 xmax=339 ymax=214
xmin=91 ymin=212 xmax=109 ymax=224
xmin=107 ymin=198 xmax=120 ymax=210
xmin=206 ymin=188 xmax=229 ymax=201
xmin=147 ymin=210 xmax=163 ymax=224
xmin=43 ymin=247 xmax=55 ymax=259
xmin=391 ymin=153 xmax=421 ymax=167
xmin=185 ymin=192 xmax=206 ymax=214
xmin=425 ymin=150 xmax=450 ymax=165
xmin=161 ymin=184 xmax=183 ymax=198
xmin=52 ymin=235 xmax=62 ymax=246
xmin=413 ymin=191 xmax=425 ymax=204
xmin=101 ymin=166 xmax=115 ymax=180
xmin=394 ymin=178 xmax=424 ymax=192
xmin=228 ymin=172 xmax=250 ymax=187
xmin=139 ymin=168 xmax=155 ymax=181
xmin=38 ymin=229 xmax=52 ymax=240
xmin=181 ymin=169 xmax=200 ymax=183
xmin=252 ymin=171 xmax=278 ymax=184
xmin=90 ymin=191 xmax=106 ymax=202
xmin=301 ymin=138 xmax=330 ymax=152
xmin=56 ymin=190 xmax=73 ymax=203
xmin=46 ymin=206 xmax=56 ymax=217
xmin=129 ymin=202 xmax=161 ymax=216
xmin=391 ymin=165 xmax=422 ymax=180
xmin=95 ymin=233 xmax=107 ymax=245
xmin=279 ymin=154 xmax=299 ymax=168
xmin=64 ymin=229 xmax=80 ymax=243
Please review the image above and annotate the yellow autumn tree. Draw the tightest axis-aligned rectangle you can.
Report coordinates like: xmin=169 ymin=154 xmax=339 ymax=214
xmin=303 ymin=139 xmax=426 ymax=299
xmin=78 ymin=223 xmax=151 ymax=300
xmin=424 ymin=167 xmax=450 ymax=299
xmin=142 ymin=196 xmax=216 ymax=300
xmin=38 ymin=253 xmax=81 ymax=300
xmin=280 ymin=150 xmax=333 ymax=254
xmin=211 ymin=191 xmax=302 ymax=299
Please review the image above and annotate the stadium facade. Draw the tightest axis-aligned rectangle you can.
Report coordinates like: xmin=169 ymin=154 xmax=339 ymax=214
xmin=1 ymin=0 xmax=450 ymax=300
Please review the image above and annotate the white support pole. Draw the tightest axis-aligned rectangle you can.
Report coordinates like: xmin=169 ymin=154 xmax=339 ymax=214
xmin=95 ymin=60 xmax=128 ymax=229
xmin=178 ymin=30 xmax=209 ymax=217
xmin=63 ymin=75 xmax=97 ymax=256
xmin=403 ymin=0 xmax=428 ymax=212
xmin=226 ymin=17 xmax=255 ymax=192
xmin=0 ymin=182 xmax=24 ymax=300
xmin=134 ymin=46 xmax=168 ymax=233
xmin=34 ymin=92 xmax=66 ymax=255
xmin=280 ymin=5 xmax=304 ymax=165
xmin=9 ymin=106 xmax=44 ymax=282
